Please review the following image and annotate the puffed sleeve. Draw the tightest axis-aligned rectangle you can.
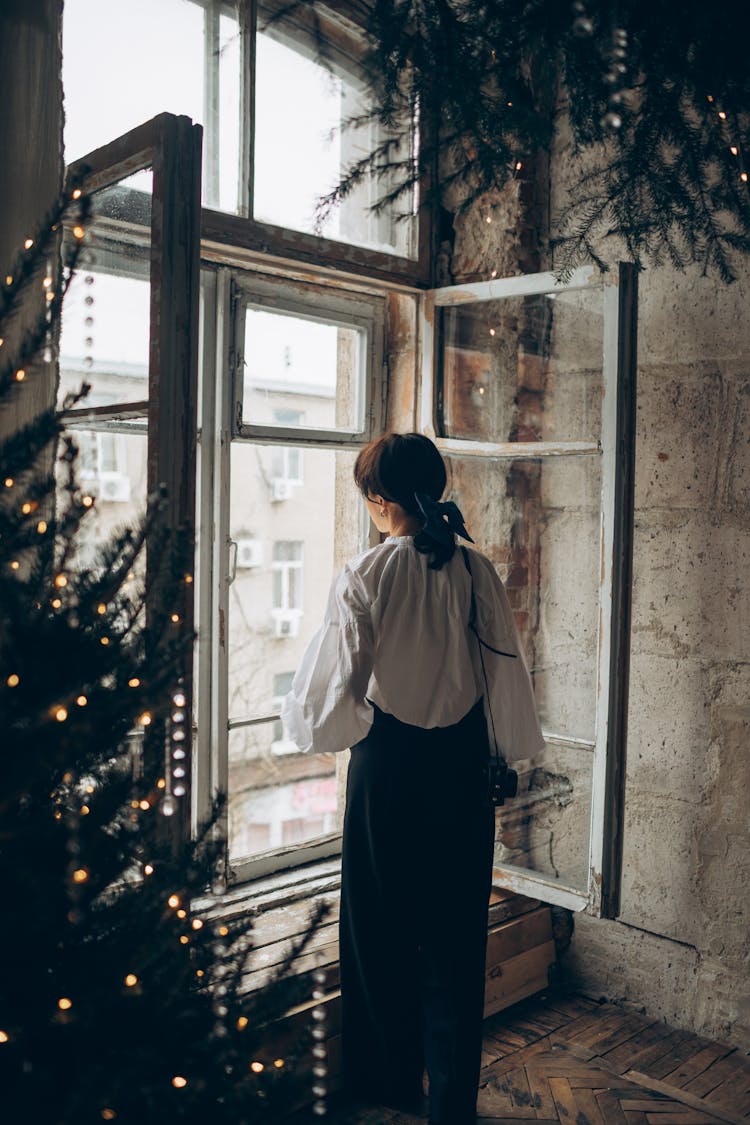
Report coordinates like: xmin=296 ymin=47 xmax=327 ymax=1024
xmin=470 ymin=551 xmax=546 ymax=763
xmin=280 ymin=563 xmax=374 ymax=755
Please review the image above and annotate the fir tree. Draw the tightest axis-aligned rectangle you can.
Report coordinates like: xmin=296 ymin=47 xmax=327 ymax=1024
xmin=298 ymin=0 xmax=750 ymax=281
xmin=0 ymin=186 xmax=326 ymax=1124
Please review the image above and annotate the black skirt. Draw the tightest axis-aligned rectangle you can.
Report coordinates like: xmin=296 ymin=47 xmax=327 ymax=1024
xmin=339 ymin=698 xmax=496 ymax=1125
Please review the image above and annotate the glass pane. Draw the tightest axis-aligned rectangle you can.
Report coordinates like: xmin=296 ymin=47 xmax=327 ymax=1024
xmin=59 ymin=170 xmax=152 ymax=410
xmin=447 ymin=452 xmax=602 ymax=893
xmin=60 ymin=427 xmax=148 ymax=571
xmin=227 ymin=445 xmax=363 ymax=864
xmin=496 ymin=744 xmax=593 ymax=892
xmin=242 ymin=307 xmax=364 ymax=431
xmin=255 ymin=6 xmax=416 ymax=257
xmin=228 ymin=724 xmax=338 ymax=859
xmin=440 ymin=287 xmax=605 ymax=443
xmin=63 ymin=0 xmax=240 ymax=212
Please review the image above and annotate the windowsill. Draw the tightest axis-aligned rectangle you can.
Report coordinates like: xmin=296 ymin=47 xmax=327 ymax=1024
xmin=198 ymin=854 xmax=341 ymax=922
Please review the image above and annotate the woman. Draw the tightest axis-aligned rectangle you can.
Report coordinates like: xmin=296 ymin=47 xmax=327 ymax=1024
xmin=282 ymin=432 xmax=544 ymax=1124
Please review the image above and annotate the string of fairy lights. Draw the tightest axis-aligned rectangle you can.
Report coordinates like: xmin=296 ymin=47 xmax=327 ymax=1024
xmin=0 ymin=187 xmax=332 ymax=1120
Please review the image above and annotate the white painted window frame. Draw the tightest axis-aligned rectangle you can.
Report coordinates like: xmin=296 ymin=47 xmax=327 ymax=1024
xmin=419 ymin=264 xmax=637 ymax=918
xmin=195 ymin=267 xmax=386 ymax=882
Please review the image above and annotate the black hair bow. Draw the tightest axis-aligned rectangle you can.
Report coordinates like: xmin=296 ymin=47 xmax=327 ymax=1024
xmin=414 ymin=493 xmax=474 ymax=545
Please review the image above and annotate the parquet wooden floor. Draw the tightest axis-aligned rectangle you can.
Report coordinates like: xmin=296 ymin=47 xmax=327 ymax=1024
xmin=318 ymin=989 xmax=750 ymax=1124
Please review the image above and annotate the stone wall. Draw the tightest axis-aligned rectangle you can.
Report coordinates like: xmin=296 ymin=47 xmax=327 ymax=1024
xmin=547 ymin=129 xmax=750 ymax=1048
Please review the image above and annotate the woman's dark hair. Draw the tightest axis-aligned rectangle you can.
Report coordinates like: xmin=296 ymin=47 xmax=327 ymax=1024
xmin=353 ymin=432 xmax=454 ymax=569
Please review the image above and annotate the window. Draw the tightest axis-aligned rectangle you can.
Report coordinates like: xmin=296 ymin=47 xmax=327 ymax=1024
xmin=63 ymin=0 xmax=422 ymax=272
xmin=272 ymin=541 xmax=303 ymax=613
xmin=421 ymin=264 xmax=637 ymax=917
xmin=272 ymin=671 xmax=295 ymax=746
xmin=194 ymin=265 xmax=382 ymax=881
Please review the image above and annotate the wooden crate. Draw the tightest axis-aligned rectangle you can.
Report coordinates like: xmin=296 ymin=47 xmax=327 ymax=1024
xmin=483 ymin=902 xmax=556 ymax=1018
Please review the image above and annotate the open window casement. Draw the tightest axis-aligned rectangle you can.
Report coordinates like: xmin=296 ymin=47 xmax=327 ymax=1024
xmin=420 ymin=264 xmax=638 ymax=918
xmin=62 ymin=112 xmax=203 ymax=833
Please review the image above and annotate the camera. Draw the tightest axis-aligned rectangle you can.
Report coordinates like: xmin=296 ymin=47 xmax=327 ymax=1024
xmin=488 ymin=757 xmax=518 ymax=807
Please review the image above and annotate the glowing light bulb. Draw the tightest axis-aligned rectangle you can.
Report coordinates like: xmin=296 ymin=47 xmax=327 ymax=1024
xmin=219 ymin=925 xmax=229 ymax=937
xmin=196 ymin=969 xmax=204 ymax=978
xmin=10 ymin=561 xmax=20 ymax=571
xmin=101 ymin=1110 xmax=117 ymax=1120
xmin=97 ymin=603 xmax=107 ymax=615
xmin=144 ymin=864 xmax=154 ymax=876
xmin=52 ymin=598 xmax=62 ymax=609
xmin=742 ymin=172 xmax=749 ymax=183
xmin=170 ymin=613 xmax=180 ymax=623
xmin=191 ymin=918 xmax=203 ymax=930
xmin=179 ymin=935 xmax=189 ymax=945
xmin=177 ymin=909 xmax=187 ymax=919
xmin=80 ymin=805 xmax=90 ymax=815
xmin=37 ymin=520 xmax=47 ymax=533
xmin=72 ymin=225 xmax=85 ymax=240
xmin=139 ymin=712 xmax=152 ymax=726
xmin=731 ymin=146 xmax=739 ymax=155
xmin=72 ymin=868 xmax=89 ymax=883
xmin=250 ymin=1061 xmax=264 ymax=1074
xmin=76 ymin=695 xmax=87 ymax=706
xmin=124 ymin=973 xmax=138 ymax=987
xmin=15 ymin=369 xmax=25 ymax=382
xmin=172 ymin=1076 xmax=187 ymax=1089
xmin=24 ymin=238 xmax=33 ymax=249
xmin=72 ymin=188 xmax=82 ymax=200
xmin=486 ymin=215 xmax=492 ymax=224
xmin=4 ymin=478 xmax=13 ymax=487
xmin=7 ymin=674 xmax=19 ymax=687
xmin=139 ymin=800 xmax=150 ymax=811
xmin=82 ymin=495 xmax=93 ymax=507
xmin=718 ymin=110 xmax=727 ymax=120
xmin=157 ymin=778 xmax=166 ymax=789
xmin=184 ymin=574 xmax=193 ymax=584
xmin=128 ymin=678 xmax=140 ymax=688
xmin=55 ymin=574 xmax=67 ymax=588
xmin=58 ymin=997 xmax=73 ymax=1011
xmin=0 ymin=1030 xmax=9 ymax=1043
xmin=168 ymin=894 xmax=180 ymax=908
xmin=21 ymin=502 xmax=32 ymax=514
xmin=237 ymin=1016 xmax=248 ymax=1030
xmin=55 ymin=707 xmax=68 ymax=722
xmin=489 ymin=328 xmax=496 ymax=336
xmin=491 ymin=269 xmax=498 ymax=278
xmin=515 ymin=161 xmax=523 ymax=171
xmin=100 ymin=637 xmax=110 ymax=646
xmin=273 ymin=1058 xmax=285 ymax=1069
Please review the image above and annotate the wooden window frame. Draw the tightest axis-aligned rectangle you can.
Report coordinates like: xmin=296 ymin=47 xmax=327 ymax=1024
xmin=65 ymin=112 xmax=203 ymax=838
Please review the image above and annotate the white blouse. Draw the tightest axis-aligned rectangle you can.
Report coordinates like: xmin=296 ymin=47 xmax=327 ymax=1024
xmin=281 ymin=536 xmax=545 ymax=762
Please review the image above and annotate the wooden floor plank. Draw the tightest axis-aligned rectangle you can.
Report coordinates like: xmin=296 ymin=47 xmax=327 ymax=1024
xmin=548 ymin=1075 xmax=583 ymax=1121
xmin=605 ymin=1021 xmax=678 ymax=1073
xmin=661 ymin=1044 xmax=738 ymax=1090
xmin=596 ymin=1088 xmax=631 ymax=1125
xmin=683 ymin=1054 xmax=750 ymax=1100
xmin=624 ymin=1070 xmax=747 ymax=1125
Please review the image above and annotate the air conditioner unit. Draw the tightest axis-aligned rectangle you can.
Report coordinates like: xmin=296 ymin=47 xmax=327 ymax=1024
xmin=98 ymin=474 xmax=131 ymax=503
xmin=235 ymin=538 xmax=263 ymax=569
xmin=273 ymin=612 xmax=300 ymax=639
xmin=270 ymin=478 xmax=294 ymax=502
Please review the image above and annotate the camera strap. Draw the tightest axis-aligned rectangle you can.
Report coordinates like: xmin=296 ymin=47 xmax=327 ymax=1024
xmin=459 ymin=547 xmax=514 ymax=771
